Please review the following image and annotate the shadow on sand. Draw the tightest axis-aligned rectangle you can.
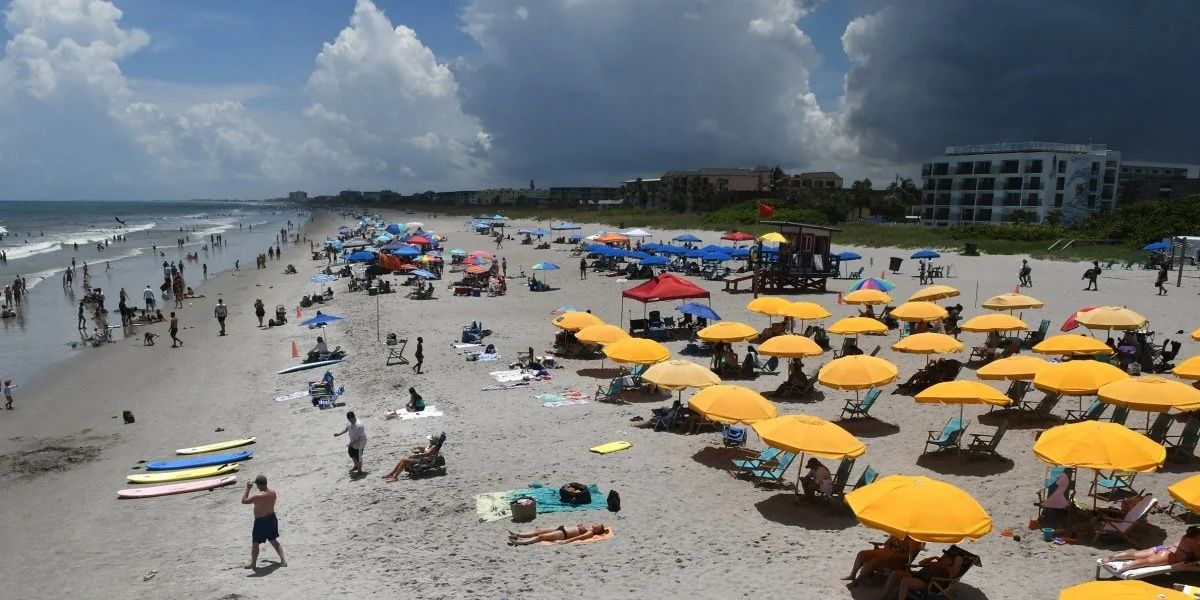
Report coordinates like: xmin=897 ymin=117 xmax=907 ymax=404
xmin=915 ymin=452 xmax=1015 ymax=477
xmin=837 ymin=418 xmax=901 ymax=438
xmin=754 ymin=493 xmax=857 ymax=530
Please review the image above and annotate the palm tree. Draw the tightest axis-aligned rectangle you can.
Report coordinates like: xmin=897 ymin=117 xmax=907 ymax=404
xmin=850 ymin=179 xmax=873 ymax=219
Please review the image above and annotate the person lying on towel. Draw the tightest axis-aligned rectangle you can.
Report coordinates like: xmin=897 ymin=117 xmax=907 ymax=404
xmin=507 ymin=524 xmax=607 ymax=546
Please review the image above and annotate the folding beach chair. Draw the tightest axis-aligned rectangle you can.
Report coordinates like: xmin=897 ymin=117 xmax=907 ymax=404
xmin=1141 ymin=412 xmax=1173 ymax=443
xmin=1092 ymin=495 xmax=1158 ymax=544
xmin=1108 ymin=405 xmax=1130 ymax=426
xmin=749 ymin=451 xmax=796 ymax=488
xmin=594 ymin=378 xmax=628 ymax=403
xmin=841 ymin=387 xmax=881 ymax=420
xmin=1091 ymin=470 xmax=1141 ymax=499
xmin=1064 ymin=398 xmax=1107 ymax=422
xmin=964 ymin=421 xmax=1008 ymax=460
xmin=729 ymin=447 xmax=782 ymax=478
xmin=1021 ymin=319 xmax=1050 ymax=349
xmin=911 ymin=546 xmax=982 ymax=599
xmin=923 ymin=417 xmax=967 ymax=455
xmin=385 ymin=335 xmax=409 ymax=366
xmin=1167 ymin=418 xmax=1200 ymax=463
xmin=820 ymin=457 xmax=856 ymax=499
xmin=1035 ymin=466 xmax=1076 ymax=521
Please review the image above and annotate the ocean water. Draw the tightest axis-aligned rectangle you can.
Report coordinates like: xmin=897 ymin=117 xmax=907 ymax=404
xmin=0 ymin=200 xmax=305 ymax=384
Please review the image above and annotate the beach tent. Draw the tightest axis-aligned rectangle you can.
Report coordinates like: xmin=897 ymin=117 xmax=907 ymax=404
xmin=673 ymin=233 xmax=701 ymax=243
xmin=385 ymin=223 xmax=404 ymax=235
xmin=620 ymin=228 xmax=652 ymax=238
xmin=346 ymin=251 xmax=376 ymax=262
xmin=621 ymin=273 xmax=710 ymax=326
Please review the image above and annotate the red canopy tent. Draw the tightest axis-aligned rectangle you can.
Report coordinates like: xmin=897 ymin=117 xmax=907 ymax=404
xmin=621 ymin=273 xmax=710 ymax=326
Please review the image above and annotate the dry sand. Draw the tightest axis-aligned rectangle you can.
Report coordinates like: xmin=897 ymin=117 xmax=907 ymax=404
xmin=1 ymin=210 xmax=1197 ymax=600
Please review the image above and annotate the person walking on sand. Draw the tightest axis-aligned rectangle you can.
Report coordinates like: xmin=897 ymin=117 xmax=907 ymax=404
xmin=203 ymin=263 xmax=208 ymax=280
xmin=169 ymin=312 xmax=182 ymax=347
xmin=579 ymin=257 xmax=588 ymax=280
xmin=241 ymin=475 xmax=286 ymax=569
xmin=214 ymin=298 xmax=228 ymax=336
xmin=3 ymin=379 xmax=15 ymax=409
xmin=1083 ymin=261 xmax=1100 ymax=291
xmin=254 ymin=299 xmax=266 ymax=327
xmin=143 ymin=285 xmax=156 ymax=311
xmin=1156 ymin=263 xmax=1170 ymax=295
xmin=77 ymin=301 xmax=86 ymax=330
xmin=412 ymin=337 xmax=424 ymax=374
xmin=334 ymin=411 xmax=366 ymax=475
xmin=1019 ymin=259 xmax=1033 ymax=287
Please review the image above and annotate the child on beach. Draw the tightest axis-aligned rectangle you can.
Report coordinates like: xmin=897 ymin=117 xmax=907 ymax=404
xmin=3 ymin=379 xmax=14 ymax=409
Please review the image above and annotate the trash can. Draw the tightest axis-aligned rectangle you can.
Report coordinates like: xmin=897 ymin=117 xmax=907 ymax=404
xmin=964 ymin=242 xmax=979 ymax=256
xmin=888 ymin=257 xmax=903 ymax=273
xmin=510 ymin=496 xmax=537 ymax=523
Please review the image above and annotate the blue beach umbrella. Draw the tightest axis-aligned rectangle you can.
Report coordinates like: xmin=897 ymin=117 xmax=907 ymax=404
xmin=309 ymin=274 xmax=336 ymax=283
xmin=517 ymin=228 xmax=534 ymax=235
xmin=673 ymin=233 xmax=701 ymax=243
xmin=677 ymin=303 xmax=721 ymax=321
xmin=449 ymin=248 xmax=467 ymax=256
xmin=641 ymin=256 xmax=669 ymax=266
xmin=390 ymin=246 xmax=421 ymax=257
xmin=627 ymin=251 xmax=650 ymax=260
xmin=835 ymin=251 xmax=863 ymax=261
xmin=532 ymin=262 xmax=560 ymax=271
xmin=1143 ymin=241 xmax=1170 ymax=252
xmin=411 ymin=269 xmax=437 ymax=280
xmin=911 ymin=249 xmax=941 ymax=259
xmin=300 ymin=314 xmax=343 ymax=327
xmin=346 ymin=251 xmax=376 ymax=262
xmin=533 ymin=228 xmax=549 ymax=237
xmin=731 ymin=247 xmax=751 ymax=258
xmin=702 ymin=252 xmax=733 ymax=262
xmin=385 ymin=223 xmax=404 ymax=235
xmin=685 ymin=249 xmax=707 ymax=259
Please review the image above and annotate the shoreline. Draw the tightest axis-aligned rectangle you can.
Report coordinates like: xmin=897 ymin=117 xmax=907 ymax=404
xmin=0 ymin=209 xmax=1195 ymax=599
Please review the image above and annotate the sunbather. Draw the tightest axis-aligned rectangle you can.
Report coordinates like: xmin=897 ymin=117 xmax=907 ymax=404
xmin=382 ymin=434 xmax=444 ymax=482
xmin=1102 ymin=526 xmax=1200 ymax=574
xmin=800 ymin=458 xmax=833 ymax=497
xmin=876 ymin=547 xmax=965 ymax=600
xmin=844 ymin=535 xmax=924 ymax=587
xmin=507 ymin=524 xmax=607 ymax=546
xmin=405 ymin=387 xmax=425 ymax=412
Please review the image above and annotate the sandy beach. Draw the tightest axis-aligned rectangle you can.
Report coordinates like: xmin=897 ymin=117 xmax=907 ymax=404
xmin=1 ymin=210 xmax=1197 ymax=600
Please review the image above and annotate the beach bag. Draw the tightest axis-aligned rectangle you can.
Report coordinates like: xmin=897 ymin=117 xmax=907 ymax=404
xmin=607 ymin=490 xmax=621 ymax=512
xmin=559 ymin=483 xmax=591 ymax=505
xmin=122 ymin=410 xmax=135 ymax=424
xmin=510 ymin=496 xmax=537 ymax=523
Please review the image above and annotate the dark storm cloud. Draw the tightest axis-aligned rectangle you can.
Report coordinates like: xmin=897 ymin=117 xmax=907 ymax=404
xmin=841 ymin=0 xmax=1200 ymax=163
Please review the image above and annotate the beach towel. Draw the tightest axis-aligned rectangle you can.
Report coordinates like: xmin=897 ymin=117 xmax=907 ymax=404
xmin=589 ymin=441 xmax=632 ymax=454
xmin=536 ymin=392 xmax=588 ymax=408
xmin=388 ymin=406 xmax=443 ymax=421
xmin=473 ymin=353 xmax=500 ymax=362
xmin=453 ymin=343 xmax=483 ymax=349
xmin=537 ymin=528 xmax=614 ymax=546
xmin=273 ymin=390 xmax=307 ymax=402
xmin=481 ymin=382 xmax=531 ymax=391
xmin=490 ymin=370 xmax=532 ymax=383
xmin=476 ymin=483 xmax=611 ymax=522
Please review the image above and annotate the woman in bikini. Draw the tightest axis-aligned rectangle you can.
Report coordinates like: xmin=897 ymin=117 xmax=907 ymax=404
xmin=507 ymin=524 xmax=607 ymax=546
xmin=1105 ymin=526 xmax=1200 ymax=574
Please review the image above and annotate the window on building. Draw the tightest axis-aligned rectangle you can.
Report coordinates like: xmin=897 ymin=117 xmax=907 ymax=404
xmin=1001 ymin=160 xmax=1020 ymax=174
xmin=1057 ymin=160 xmax=1066 ymax=174
xmin=1091 ymin=162 xmax=1100 ymax=173
xmin=1087 ymin=195 xmax=1096 ymax=208
xmin=933 ymin=163 xmax=949 ymax=176
xmin=1004 ymin=177 xmax=1022 ymax=190
xmin=1056 ymin=178 xmax=1065 ymax=191
xmin=979 ymin=193 xmax=994 ymax=205
xmin=937 ymin=194 xmax=950 ymax=205
xmin=1004 ymin=192 xmax=1021 ymax=206
xmin=924 ymin=193 xmax=934 ymax=203
xmin=979 ymin=177 xmax=995 ymax=189
xmin=924 ymin=179 xmax=936 ymax=191
xmin=955 ymin=162 xmax=973 ymax=175
xmin=936 ymin=179 xmax=952 ymax=191
xmin=960 ymin=209 xmax=974 ymax=222
xmin=1054 ymin=193 xmax=1063 ymax=207
xmin=1027 ymin=159 xmax=1043 ymax=173
xmin=921 ymin=164 xmax=932 ymax=177
xmin=963 ymin=193 xmax=976 ymax=205
xmin=1027 ymin=177 xmax=1041 ymax=189
xmin=974 ymin=161 xmax=992 ymax=174
xmin=959 ymin=178 xmax=977 ymax=190
xmin=1159 ymin=186 xmax=1172 ymax=199
xmin=978 ymin=209 xmax=992 ymax=222
xmin=1026 ymin=193 xmax=1040 ymax=206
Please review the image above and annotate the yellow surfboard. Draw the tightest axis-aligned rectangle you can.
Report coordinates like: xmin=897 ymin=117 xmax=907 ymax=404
xmin=175 ymin=437 xmax=256 ymax=455
xmin=589 ymin=441 xmax=632 ymax=454
xmin=127 ymin=463 xmax=240 ymax=484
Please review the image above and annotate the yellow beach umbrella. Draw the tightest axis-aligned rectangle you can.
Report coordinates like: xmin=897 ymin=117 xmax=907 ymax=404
xmin=758 ymin=232 xmax=787 ymax=244
xmin=1175 ymin=355 xmax=1200 ymax=381
xmin=1075 ymin=306 xmax=1148 ymax=331
xmin=1033 ymin=335 xmax=1114 ymax=357
xmin=602 ymin=338 xmax=670 ymax=365
xmin=697 ymin=321 xmax=758 ymax=343
xmin=828 ymin=316 xmax=888 ymax=336
xmin=892 ymin=332 xmax=964 ymax=355
xmin=641 ymin=360 xmax=720 ymax=391
xmin=574 ymin=323 xmax=630 ymax=346
xmin=976 ymin=355 xmax=1051 ymax=381
xmin=844 ymin=475 xmax=992 ymax=543
xmin=780 ymin=302 xmax=832 ymax=325
xmin=890 ymin=301 xmax=949 ymax=323
xmin=843 ymin=289 xmax=892 ymax=305
xmin=1193 ymin=328 xmax=1200 ymax=342
xmin=758 ymin=335 xmax=824 ymax=358
xmin=1169 ymin=474 xmax=1200 ymax=513
xmin=981 ymin=292 xmax=1044 ymax=312
xmin=752 ymin=415 xmax=866 ymax=459
xmin=552 ymin=311 xmax=603 ymax=331
xmin=1059 ymin=581 xmax=1189 ymax=600
xmin=1033 ymin=360 xmax=1129 ymax=396
xmin=688 ymin=385 xmax=776 ymax=424
xmin=746 ymin=296 xmax=790 ymax=317
xmin=819 ymin=355 xmax=899 ymax=391
xmin=908 ymin=285 xmax=961 ymax=303
xmin=959 ymin=313 xmax=1028 ymax=333
xmin=1033 ymin=421 xmax=1165 ymax=472
xmin=1098 ymin=376 xmax=1200 ymax=413
xmin=916 ymin=380 xmax=1010 ymax=421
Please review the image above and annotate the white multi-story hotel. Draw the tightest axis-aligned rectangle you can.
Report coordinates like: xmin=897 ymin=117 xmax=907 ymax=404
xmin=919 ymin=142 xmax=1121 ymax=226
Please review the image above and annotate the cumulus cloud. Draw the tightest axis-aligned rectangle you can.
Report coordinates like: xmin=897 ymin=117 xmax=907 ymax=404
xmin=841 ymin=0 xmax=1200 ymax=164
xmin=456 ymin=0 xmax=855 ymax=183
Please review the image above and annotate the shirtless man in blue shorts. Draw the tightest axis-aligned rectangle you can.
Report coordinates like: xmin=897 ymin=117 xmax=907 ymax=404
xmin=241 ymin=474 xmax=286 ymax=569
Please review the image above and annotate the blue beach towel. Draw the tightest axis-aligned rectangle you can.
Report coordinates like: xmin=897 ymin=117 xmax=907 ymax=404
xmin=506 ymin=484 xmax=608 ymax=514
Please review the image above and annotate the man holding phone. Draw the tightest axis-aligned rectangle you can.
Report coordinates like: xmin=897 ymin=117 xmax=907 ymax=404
xmin=241 ymin=474 xmax=286 ymax=569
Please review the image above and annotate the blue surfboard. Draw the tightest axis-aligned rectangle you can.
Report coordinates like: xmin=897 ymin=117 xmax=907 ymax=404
xmin=145 ymin=450 xmax=253 ymax=471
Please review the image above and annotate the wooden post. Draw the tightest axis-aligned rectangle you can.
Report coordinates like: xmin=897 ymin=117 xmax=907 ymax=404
xmin=1177 ymin=237 xmax=1188 ymax=288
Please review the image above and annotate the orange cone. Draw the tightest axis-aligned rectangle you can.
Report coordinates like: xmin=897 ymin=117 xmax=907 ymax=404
xmin=291 ymin=341 xmax=300 ymax=358
xmin=295 ymin=306 xmax=302 ymax=319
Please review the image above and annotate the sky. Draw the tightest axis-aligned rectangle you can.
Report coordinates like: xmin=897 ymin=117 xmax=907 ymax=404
xmin=0 ymin=0 xmax=1197 ymax=200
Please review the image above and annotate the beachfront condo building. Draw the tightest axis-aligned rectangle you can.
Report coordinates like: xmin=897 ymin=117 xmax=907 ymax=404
xmin=919 ymin=142 xmax=1121 ymax=226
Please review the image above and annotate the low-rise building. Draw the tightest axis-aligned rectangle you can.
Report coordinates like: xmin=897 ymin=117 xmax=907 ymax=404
xmin=920 ymin=142 xmax=1121 ymax=226
xmin=794 ymin=171 xmax=844 ymax=189
xmin=288 ymin=191 xmax=307 ymax=202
